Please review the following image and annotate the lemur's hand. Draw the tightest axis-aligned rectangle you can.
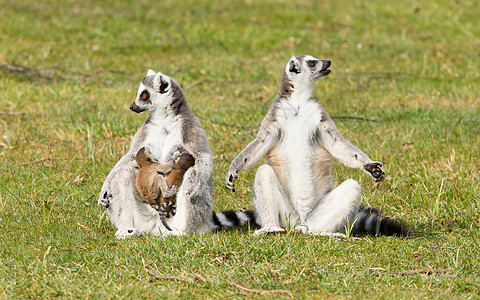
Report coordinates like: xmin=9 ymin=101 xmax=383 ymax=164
xmin=98 ymin=189 xmax=112 ymax=208
xmin=225 ymin=169 xmax=238 ymax=192
xmin=364 ymin=162 xmax=385 ymax=182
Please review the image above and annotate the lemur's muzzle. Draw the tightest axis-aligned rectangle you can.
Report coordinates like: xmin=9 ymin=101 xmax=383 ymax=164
xmin=319 ymin=60 xmax=331 ymax=76
xmin=130 ymin=102 xmax=144 ymax=113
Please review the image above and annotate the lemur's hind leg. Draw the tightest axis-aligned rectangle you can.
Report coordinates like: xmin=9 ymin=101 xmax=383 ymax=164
xmin=163 ymin=168 xmax=212 ymax=236
xmin=103 ymin=163 xmax=161 ymax=238
xmin=101 ymin=165 xmax=138 ymax=238
xmin=252 ymin=164 xmax=297 ymax=235
xmin=305 ymin=179 xmax=361 ymax=235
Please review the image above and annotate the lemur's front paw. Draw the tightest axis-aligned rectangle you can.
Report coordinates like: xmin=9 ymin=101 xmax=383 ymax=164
xmin=225 ymin=169 xmax=238 ymax=192
xmin=98 ymin=190 xmax=112 ymax=208
xmin=364 ymin=162 xmax=385 ymax=182
xmin=163 ymin=185 xmax=179 ymax=198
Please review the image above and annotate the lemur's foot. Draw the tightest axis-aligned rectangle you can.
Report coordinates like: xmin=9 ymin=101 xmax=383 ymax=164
xmin=317 ymin=232 xmax=347 ymax=238
xmin=162 ymin=229 xmax=184 ymax=237
xmin=364 ymin=162 xmax=385 ymax=182
xmin=115 ymin=228 xmax=140 ymax=239
xmin=253 ymin=225 xmax=286 ymax=236
xmin=294 ymin=224 xmax=309 ymax=234
xmin=98 ymin=191 xmax=112 ymax=208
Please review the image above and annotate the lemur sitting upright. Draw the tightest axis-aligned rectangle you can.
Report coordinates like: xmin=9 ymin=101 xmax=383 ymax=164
xmin=98 ymin=69 xmax=214 ymax=238
xmin=225 ymin=55 xmax=408 ymax=237
xmin=135 ymin=146 xmax=195 ymax=231
xmin=98 ymin=69 xmax=257 ymax=238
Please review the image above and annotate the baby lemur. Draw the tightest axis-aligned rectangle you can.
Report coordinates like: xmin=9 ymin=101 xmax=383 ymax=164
xmin=135 ymin=146 xmax=195 ymax=231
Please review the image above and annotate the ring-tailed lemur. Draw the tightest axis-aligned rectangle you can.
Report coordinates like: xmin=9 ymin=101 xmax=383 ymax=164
xmin=98 ymin=70 xmax=256 ymax=238
xmin=225 ymin=55 xmax=408 ymax=237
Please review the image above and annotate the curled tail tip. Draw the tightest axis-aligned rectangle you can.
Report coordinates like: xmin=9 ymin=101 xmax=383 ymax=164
xmin=353 ymin=206 xmax=411 ymax=237
xmin=160 ymin=215 xmax=172 ymax=231
xmin=378 ymin=217 xmax=412 ymax=237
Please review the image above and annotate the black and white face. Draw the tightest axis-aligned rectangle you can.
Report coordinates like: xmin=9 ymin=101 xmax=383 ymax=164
xmin=130 ymin=69 xmax=173 ymax=113
xmin=285 ymin=55 xmax=331 ymax=83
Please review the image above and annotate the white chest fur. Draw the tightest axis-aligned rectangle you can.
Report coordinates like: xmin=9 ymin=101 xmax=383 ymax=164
xmin=276 ymin=96 xmax=321 ymax=160
xmin=274 ymin=96 xmax=322 ymax=215
xmin=144 ymin=115 xmax=183 ymax=163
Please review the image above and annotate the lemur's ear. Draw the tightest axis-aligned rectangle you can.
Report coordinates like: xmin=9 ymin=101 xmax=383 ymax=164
xmin=154 ymin=73 xmax=170 ymax=94
xmin=136 ymin=147 xmax=146 ymax=158
xmin=144 ymin=143 xmax=160 ymax=161
xmin=146 ymin=69 xmax=156 ymax=76
xmin=288 ymin=55 xmax=301 ymax=75
xmin=143 ymin=145 xmax=153 ymax=157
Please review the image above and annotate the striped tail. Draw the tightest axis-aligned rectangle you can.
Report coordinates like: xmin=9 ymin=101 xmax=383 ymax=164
xmin=212 ymin=210 xmax=259 ymax=231
xmin=352 ymin=206 xmax=411 ymax=237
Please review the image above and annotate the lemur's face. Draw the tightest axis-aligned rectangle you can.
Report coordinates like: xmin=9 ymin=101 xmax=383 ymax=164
xmin=130 ymin=70 xmax=174 ymax=113
xmin=285 ymin=55 xmax=331 ymax=83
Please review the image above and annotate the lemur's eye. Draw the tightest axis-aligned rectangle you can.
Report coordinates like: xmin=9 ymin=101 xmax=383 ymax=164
xmin=307 ymin=60 xmax=317 ymax=68
xmin=140 ymin=90 xmax=150 ymax=101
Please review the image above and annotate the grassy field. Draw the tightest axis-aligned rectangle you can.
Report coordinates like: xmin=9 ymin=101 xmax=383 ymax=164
xmin=1 ymin=0 xmax=479 ymax=298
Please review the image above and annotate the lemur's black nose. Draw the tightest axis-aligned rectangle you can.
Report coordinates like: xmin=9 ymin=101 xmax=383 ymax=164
xmin=321 ymin=60 xmax=331 ymax=70
xmin=130 ymin=102 xmax=142 ymax=113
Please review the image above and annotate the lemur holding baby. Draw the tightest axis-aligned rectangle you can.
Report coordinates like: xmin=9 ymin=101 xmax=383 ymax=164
xmin=98 ymin=70 xmax=254 ymax=238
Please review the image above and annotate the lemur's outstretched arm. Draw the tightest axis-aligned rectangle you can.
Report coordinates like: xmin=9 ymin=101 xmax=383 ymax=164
xmin=319 ymin=111 xmax=385 ymax=182
xmin=225 ymin=119 xmax=278 ymax=192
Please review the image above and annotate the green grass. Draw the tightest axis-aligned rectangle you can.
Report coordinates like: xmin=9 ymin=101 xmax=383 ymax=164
xmin=1 ymin=0 xmax=479 ymax=298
